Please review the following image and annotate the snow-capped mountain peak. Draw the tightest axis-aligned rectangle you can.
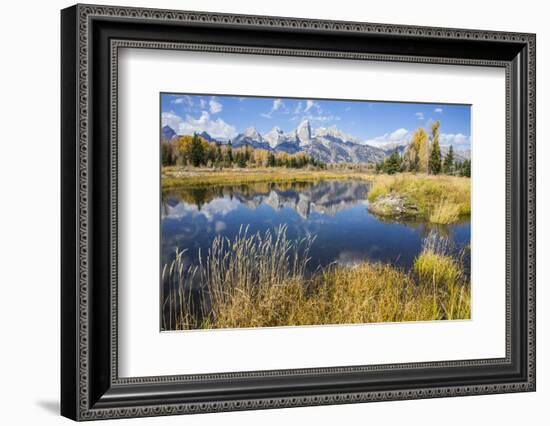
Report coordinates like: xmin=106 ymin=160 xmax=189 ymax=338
xmin=264 ymin=126 xmax=286 ymax=148
xmin=232 ymin=126 xmax=268 ymax=148
xmin=314 ymin=125 xmax=359 ymax=145
xmin=228 ymin=122 xmax=388 ymax=163
xmin=296 ymin=120 xmax=312 ymax=147
xmin=241 ymin=126 xmax=263 ymax=141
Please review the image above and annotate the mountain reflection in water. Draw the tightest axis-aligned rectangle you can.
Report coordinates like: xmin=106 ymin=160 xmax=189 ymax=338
xmin=161 ymin=180 xmax=470 ymax=272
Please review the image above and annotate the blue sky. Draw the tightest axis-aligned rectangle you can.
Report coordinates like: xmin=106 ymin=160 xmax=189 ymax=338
xmin=161 ymin=93 xmax=471 ymax=149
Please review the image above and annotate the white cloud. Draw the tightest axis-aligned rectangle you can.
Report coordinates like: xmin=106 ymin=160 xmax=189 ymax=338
xmin=291 ymin=100 xmax=334 ymax=122
xmin=305 ymin=100 xmax=316 ymax=112
xmin=165 ymin=197 xmax=240 ymax=221
xmin=363 ymin=128 xmax=411 ymax=148
xmin=273 ymin=99 xmax=283 ymax=111
xmin=304 ymin=100 xmax=322 ymax=114
xmin=439 ymin=133 xmax=470 ymax=148
xmin=434 ymin=107 xmax=443 ymax=113
xmin=161 ymin=110 xmax=236 ymax=140
xmin=199 ymin=99 xmax=207 ymax=109
xmin=344 ymin=106 xmax=352 ymax=112
xmin=294 ymin=113 xmax=340 ymax=122
xmin=261 ymin=98 xmax=285 ymax=118
xmin=198 ymin=198 xmax=240 ymax=220
xmin=362 ymin=127 xmax=470 ymax=149
xmin=171 ymin=95 xmax=193 ymax=105
xmin=209 ymin=97 xmax=222 ymax=114
xmin=389 ymin=128 xmax=409 ymax=140
xmin=414 ymin=112 xmax=425 ymax=120
xmin=161 ymin=111 xmax=184 ymax=131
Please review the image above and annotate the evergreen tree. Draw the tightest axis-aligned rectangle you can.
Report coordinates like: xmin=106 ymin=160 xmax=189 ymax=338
xmin=443 ymin=145 xmax=454 ymax=174
xmin=461 ymin=159 xmax=471 ymax=177
xmin=428 ymin=121 xmax=442 ymax=175
xmin=190 ymin=133 xmax=205 ymax=167
xmin=289 ymin=157 xmax=298 ymax=168
xmin=267 ymin=152 xmax=276 ymax=167
xmin=236 ymin=151 xmax=246 ymax=168
xmin=384 ymin=151 xmax=401 ymax=175
xmin=215 ymin=142 xmax=223 ymax=165
xmin=454 ymin=160 xmax=461 ymax=174
xmin=226 ymin=140 xmax=233 ymax=165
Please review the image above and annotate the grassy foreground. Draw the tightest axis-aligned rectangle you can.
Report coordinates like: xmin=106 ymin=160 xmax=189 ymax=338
xmin=162 ymin=226 xmax=470 ymax=330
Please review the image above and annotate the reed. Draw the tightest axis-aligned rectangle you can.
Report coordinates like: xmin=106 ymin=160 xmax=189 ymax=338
xmin=413 ymin=232 xmax=470 ymax=319
xmin=429 ymin=199 xmax=461 ymax=224
xmin=162 ymin=227 xmax=470 ymax=330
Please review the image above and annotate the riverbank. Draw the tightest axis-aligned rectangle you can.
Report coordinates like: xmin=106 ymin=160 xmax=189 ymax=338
xmin=162 ymin=226 xmax=470 ymax=330
xmin=162 ymin=167 xmax=470 ymax=224
xmin=161 ymin=166 xmax=365 ymax=188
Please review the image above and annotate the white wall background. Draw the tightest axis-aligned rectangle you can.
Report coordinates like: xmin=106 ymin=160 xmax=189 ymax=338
xmin=0 ymin=0 xmax=546 ymax=424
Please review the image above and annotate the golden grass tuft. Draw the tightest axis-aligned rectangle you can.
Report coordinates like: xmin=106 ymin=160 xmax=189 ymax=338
xmin=413 ymin=232 xmax=470 ymax=319
xmin=414 ymin=251 xmax=459 ymax=287
xmin=429 ymin=199 xmax=461 ymax=224
xmin=368 ymin=173 xmax=470 ymax=224
xmin=162 ymin=227 xmax=470 ymax=330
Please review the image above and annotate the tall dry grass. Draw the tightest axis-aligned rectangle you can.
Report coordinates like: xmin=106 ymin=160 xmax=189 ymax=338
xmin=161 ymin=249 xmax=199 ymax=330
xmin=413 ymin=232 xmax=470 ymax=320
xmin=162 ymin=227 xmax=470 ymax=330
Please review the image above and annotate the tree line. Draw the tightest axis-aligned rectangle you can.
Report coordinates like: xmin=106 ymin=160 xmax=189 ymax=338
xmin=375 ymin=120 xmax=471 ymax=177
xmin=161 ymin=133 xmax=325 ymax=169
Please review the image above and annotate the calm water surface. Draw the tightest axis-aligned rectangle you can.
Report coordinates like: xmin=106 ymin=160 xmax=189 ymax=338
xmin=161 ymin=180 xmax=470 ymax=273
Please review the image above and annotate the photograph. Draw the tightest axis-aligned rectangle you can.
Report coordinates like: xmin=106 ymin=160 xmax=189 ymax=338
xmin=160 ymin=94 xmax=472 ymax=331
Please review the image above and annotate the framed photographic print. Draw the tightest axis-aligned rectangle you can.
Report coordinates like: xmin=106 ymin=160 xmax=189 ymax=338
xmin=61 ymin=4 xmax=536 ymax=421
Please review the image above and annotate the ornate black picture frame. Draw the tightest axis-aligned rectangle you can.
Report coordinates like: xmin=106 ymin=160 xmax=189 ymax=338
xmin=61 ymin=4 xmax=536 ymax=421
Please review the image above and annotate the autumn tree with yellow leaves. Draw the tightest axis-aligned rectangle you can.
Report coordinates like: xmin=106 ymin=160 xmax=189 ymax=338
xmin=161 ymin=133 xmax=323 ymax=169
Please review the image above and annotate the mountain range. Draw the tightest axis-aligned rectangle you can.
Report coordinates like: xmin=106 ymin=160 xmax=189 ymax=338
xmin=162 ymin=120 xmax=470 ymax=164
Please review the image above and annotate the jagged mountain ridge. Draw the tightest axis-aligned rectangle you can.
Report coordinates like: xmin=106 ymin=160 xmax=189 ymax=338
xmin=162 ymin=120 xmax=470 ymax=164
xmin=161 ymin=125 xmax=177 ymax=141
